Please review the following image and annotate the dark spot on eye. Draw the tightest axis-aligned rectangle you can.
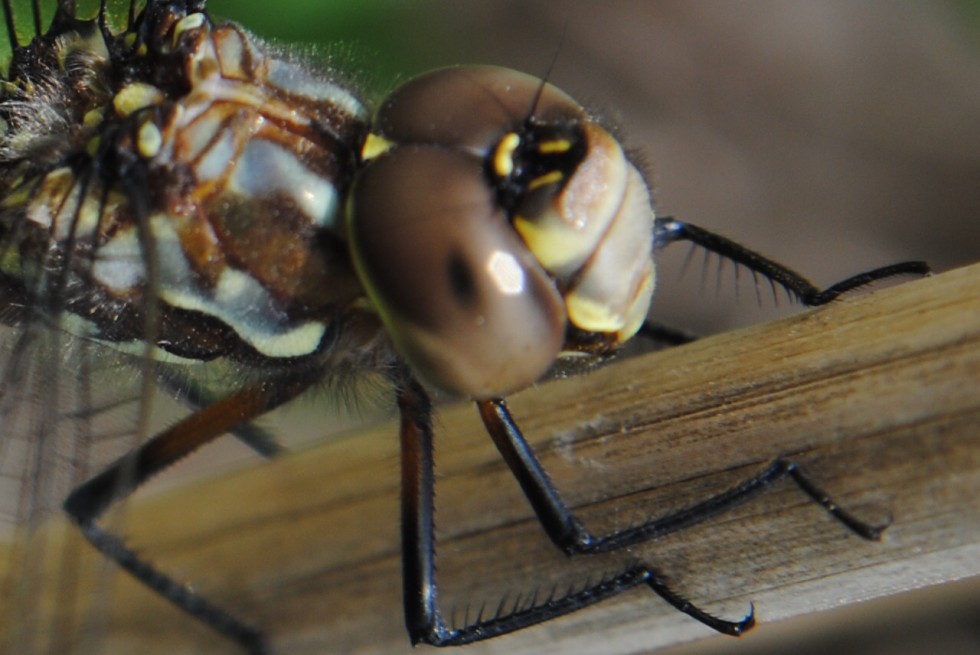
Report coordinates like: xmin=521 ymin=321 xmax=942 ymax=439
xmin=447 ymin=251 xmax=477 ymax=306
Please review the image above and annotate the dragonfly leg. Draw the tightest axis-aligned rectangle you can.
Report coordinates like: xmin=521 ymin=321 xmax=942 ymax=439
xmin=404 ymin=397 xmax=888 ymax=643
xmin=652 ymin=216 xmax=930 ymax=305
xmin=479 ymin=398 xmax=887 ymax=556
xmin=397 ymin=377 xmax=754 ymax=646
xmin=64 ymin=375 xmax=312 ymax=655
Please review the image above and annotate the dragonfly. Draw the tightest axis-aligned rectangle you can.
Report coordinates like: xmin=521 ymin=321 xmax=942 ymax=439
xmin=0 ymin=1 xmax=929 ymax=653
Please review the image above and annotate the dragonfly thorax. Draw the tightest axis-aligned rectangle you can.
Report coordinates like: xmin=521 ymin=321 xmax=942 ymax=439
xmin=1 ymin=6 xmax=372 ymax=364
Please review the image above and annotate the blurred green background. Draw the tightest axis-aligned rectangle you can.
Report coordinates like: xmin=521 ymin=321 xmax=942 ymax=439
xmin=0 ymin=1 xmax=589 ymax=102
xmin=0 ymin=0 xmax=455 ymax=90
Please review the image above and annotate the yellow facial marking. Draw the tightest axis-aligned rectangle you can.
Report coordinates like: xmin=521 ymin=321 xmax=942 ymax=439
xmin=514 ymin=213 xmax=584 ymax=272
xmin=565 ymin=293 xmax=623 ymax=334
xmin=493 ymin=132 xmax=521 ymax=178
xmin=537 ymin=138 xmax=571 ymax=154
xmin=526 ymin=170 xmax=563 ymax=191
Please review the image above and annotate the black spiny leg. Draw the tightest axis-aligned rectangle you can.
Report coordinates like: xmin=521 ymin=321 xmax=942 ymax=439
xmin=397 ymin=374 xmax=751 ymax=646
xmin=458 ymin=399 xmax=886 ymax=638
xmin=653 ymin=216 xmax=930 ymax=305
xmin=64 ymin=376 xmax=313 ymax=655
xmin=481 ymin=399 xmax=887 ymax=549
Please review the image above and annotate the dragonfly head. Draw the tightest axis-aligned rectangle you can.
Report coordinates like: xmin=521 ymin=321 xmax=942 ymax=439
xmin=347 ymin=66 xmax=655 ymax=399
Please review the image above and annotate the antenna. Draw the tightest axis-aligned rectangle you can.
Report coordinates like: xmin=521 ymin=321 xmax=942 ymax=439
xmin=524 ymin=17 xmax=570 ymax=124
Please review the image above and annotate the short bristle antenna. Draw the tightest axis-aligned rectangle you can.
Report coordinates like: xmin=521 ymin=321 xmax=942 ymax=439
xmin=523 ymin=18 xmax=569 ymax=123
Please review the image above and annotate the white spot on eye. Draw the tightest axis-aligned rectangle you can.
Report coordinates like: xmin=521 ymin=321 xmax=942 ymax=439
xmin=486 ymin=250 xmax=525 ymax=295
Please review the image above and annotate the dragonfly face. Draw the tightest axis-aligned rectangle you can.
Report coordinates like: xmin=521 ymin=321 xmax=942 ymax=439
xmin=0 ymin=1 xmax=929 ymax=653
xmin=350 ymin=66 xmax=656 ymax=398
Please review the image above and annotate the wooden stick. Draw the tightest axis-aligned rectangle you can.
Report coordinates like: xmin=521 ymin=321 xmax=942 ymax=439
xmin=3 ymin=264 xmax=978 ymax=655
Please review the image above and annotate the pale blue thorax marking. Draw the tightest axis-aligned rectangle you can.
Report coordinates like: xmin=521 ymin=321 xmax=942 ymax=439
xmin=230 ymin=139 xmax=340 ymax=229
xmin=92 ymin=216 xmax=326 ymax=359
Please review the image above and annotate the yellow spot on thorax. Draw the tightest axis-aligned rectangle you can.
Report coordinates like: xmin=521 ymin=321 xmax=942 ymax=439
xmin=361 ymin=133 xmax=393 ymax=161
xmin=83 ymin=108 xmax=104 ymax=128
xmin=138 ymin=121 xmax=163 ymax=158
xmin=527 ymin=170 xmax=563 ymax=191
xmin=173 ymin=13 xmax=208 ymax=47
xmin=113 ymin=83 xmax=165 ymax=117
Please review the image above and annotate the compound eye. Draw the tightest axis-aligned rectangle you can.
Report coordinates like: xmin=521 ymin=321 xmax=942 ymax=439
xmin=347 ymin=146 xmax=566 ymax=399
xmin=373 ymin=66 xmax=584 ymax=153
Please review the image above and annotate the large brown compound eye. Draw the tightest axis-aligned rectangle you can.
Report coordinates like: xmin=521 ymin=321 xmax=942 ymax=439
xmin=347 ymin=146 xmax=566 ymax=399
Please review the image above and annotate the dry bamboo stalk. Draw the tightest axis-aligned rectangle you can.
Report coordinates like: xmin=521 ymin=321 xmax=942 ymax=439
xmin=2 ymin=263 xmax=978 ymax=655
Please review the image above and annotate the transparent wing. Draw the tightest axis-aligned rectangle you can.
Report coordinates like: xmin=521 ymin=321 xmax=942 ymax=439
xmin=0 ymin=318 xmax=155 ymax=652
xmin=0 ymin=4 xmax=169 ymax=651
